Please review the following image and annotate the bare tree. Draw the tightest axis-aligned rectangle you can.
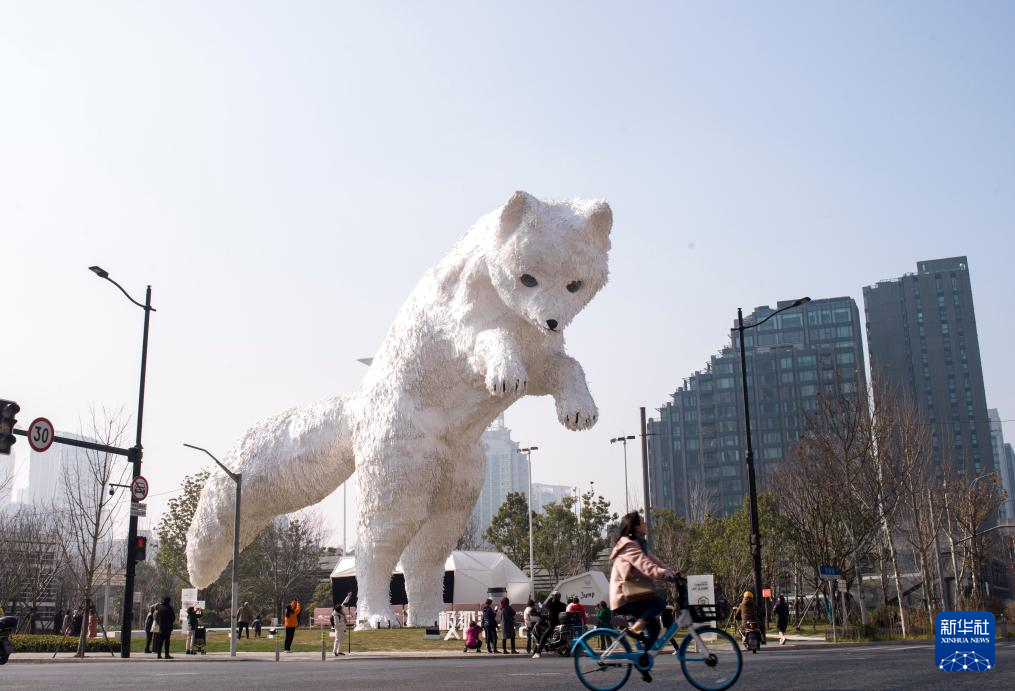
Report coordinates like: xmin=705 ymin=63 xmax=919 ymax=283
xmin=10 ymin=508 xmax=64 ymax=632
xmin=238 ymin=510 xmax=326 ymax=623
xmin=943 ymin=468 xmax=1007 ymax=609
xmin=686 ymin=475 xmax=717 ymax=525
xmin=455 ymin=515 xmax=487 ymax=551
xmin=58 ymin=407 xmax=129 ymax=656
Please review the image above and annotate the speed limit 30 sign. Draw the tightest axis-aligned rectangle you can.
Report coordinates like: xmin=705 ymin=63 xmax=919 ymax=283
xmin=28 ymin=417 xmax=55 ymax=453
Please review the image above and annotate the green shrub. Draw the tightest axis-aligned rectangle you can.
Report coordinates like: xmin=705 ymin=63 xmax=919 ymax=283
xmin=10 ymin=634 xmax=121 ymax=653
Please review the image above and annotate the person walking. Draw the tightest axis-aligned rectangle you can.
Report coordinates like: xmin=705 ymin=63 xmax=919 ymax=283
xmin=774 ymin=595 xmax=789 ymax=645
xmin=71 ymin=607 xmax=83 ymax=637
xmin=523 ymin=599 xmax=540 ymax=655
xmin=481 ymin=598 xmax=498 ymax=653
xmin=144 ymin=605 xmax=156 ymax=653
xmin=185 ymin=606 xmax=202 ymax=655
xmin=594 ymin=600 xmax=612 ymax=650
xmin=155 ymin=596 xmax=175 ymax=659
xmin=610 ymin=511 xmax=680 ymax=684
xmin=498 ymin=597 xmax=517 ymax=654
xmin=52 ymin=608 xmax=64 ymax=635
xmin=253 ymin=613 xmax=263 ymax=638
xmin=330 ymin=604 xmax=347 ymax=656
xmin=283 ymin=598 xmax=302 ymax=653
xmin=236 ymin=601 xmax=254 ymax=640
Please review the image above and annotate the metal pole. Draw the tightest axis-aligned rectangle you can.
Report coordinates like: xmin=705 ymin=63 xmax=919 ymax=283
xmin=738 ymin=308 xmax=765 ymax=634
xmin=230 ymin=474 xmax=241 ymax=657
xmin=342 ymin=482 xmax=347 ymax=555
xmin=522 ymin=447 xmax=537 ymax=600
xmin=120 ymin=284 xmax=152 ymax=658
xmin=639 ymin=407 xmax=651 ymax=545
xmin=623 ymin=440 xmax=629 ymax=516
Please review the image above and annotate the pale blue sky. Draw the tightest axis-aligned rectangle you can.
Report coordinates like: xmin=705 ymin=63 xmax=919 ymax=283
xmin=2 ymin=1 xmax=1013 ymax=544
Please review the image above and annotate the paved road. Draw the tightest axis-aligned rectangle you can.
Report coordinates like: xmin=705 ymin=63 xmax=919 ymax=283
xmin=3 ymin=641 xmax=1014 ymax=689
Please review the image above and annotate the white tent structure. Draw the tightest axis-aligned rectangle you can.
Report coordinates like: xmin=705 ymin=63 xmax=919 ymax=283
xmin=554 ymin=571 xmax=611 ymax=607
xmin=330 ymin=550 xmax=529 ymax=608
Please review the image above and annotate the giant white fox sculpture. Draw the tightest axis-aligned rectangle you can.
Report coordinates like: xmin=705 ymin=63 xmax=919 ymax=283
xmin=186 ymin=191 xmax=612 ymax=628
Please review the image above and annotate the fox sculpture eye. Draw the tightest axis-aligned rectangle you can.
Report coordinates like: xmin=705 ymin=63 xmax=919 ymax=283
xmin=520 ymin=274 xmax=538 ymax=287
xmin=567 ymin=280 xmax=582 ymax=293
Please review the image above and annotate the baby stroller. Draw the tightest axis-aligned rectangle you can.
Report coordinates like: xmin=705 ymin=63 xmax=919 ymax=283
xmin=192 ymin=626 xmax=207 ymax=655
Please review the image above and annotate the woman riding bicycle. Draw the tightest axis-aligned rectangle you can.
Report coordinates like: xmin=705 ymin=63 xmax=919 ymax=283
xmin=609 ymin=511 xmax=681 ymax=651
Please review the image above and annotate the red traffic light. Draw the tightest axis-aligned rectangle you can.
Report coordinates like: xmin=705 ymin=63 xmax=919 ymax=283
xmin=135 ymin=535 xmax=148 ymax=561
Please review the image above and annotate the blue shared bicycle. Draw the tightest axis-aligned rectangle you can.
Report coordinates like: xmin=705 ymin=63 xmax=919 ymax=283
xmin=572 ymin=579 xmax=742 ymax=691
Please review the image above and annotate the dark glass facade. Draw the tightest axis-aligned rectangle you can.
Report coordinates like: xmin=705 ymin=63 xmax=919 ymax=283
xmin=863 ymin=257 xmax=991 ymax=476
xmin=648 ymin=297 xmax=867 ymax=519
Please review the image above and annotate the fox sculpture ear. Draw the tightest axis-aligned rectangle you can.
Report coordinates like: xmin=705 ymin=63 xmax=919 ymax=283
xmin=498 ymin=190 xmax=537 ymax=239
xmin=587 ymin=201 xmax=613 ymax=252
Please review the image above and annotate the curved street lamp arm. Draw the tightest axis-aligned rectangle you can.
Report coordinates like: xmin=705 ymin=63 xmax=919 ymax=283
xmin=184 ymin=443 xmax=239 ymax=481
xmin=103 ymin=274 xmax=157 ymax=312
xmin=740 ymin=297 xmax=810 ymax=332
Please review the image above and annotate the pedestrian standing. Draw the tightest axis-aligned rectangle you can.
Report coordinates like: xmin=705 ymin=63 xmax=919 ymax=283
xmin=523 ymin=599 xmax=540 ymax=654
xmin=253 ymin=613 xmax=263 ymax=637
xmin=185 ymin=606 xmax=202 ymax=655
xmin=61 ymin=610 xmax=73 ymax=637
xmin=236 ymin=601 xmax=254 ymax=639
xmin=595 ymin=600 xmax=612 ymax=650
xmin=481 ymin=598 xmax=498 ymax=653
xmin=71 ymin=607 xmax=83 ymax=637
xmin=88 ymin=607 xmax=97 ymax=637
xmin=774 ymin=595 xmax=789 ymax=645
xmin=155 ymin=596 xmax=175 ymax=659
xmin=498 ymin=597 xmax=517 ymax=654
xmin=330 ymin=604 xmax=347 ymax=656
xmin=144 ymin=605 xmax=156 ymax=653
xmin=52 ymin=608 xmax=64 ymax=635
xmin=283 ymin=598 xmax=302 ymax=653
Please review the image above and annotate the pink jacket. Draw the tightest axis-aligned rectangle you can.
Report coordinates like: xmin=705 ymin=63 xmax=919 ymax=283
xmin=609 ymin=536 xmax=676 ymax=610
xmin=465 ymin=623 xmax=482 ymax=646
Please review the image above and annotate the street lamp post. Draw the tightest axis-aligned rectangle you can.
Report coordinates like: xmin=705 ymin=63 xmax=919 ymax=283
xmin=184 ymin=443 xmax=242 ymax=657
xmin=521 ymin=446 xmax=538 ymax=600
xmin=90 ymin=266 xmax=155 ymax=659
xmin=610 ymin=436 xmax=636 ymax=515
xmin=736 ymin=297 xmax=809 ymax=639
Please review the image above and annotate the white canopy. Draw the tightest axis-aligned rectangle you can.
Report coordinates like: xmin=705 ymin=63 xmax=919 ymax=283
xmin=330 ymin=550 xmax=529 ymax=605
xmin=554 ymin=571 xmax=611 ymax=607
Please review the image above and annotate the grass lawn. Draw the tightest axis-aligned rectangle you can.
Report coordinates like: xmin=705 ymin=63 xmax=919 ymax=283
xmin=130 ymin=627 xmax=510 ymax=654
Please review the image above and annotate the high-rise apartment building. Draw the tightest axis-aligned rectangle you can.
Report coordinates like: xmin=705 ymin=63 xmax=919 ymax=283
xmin=471 ymin=415 xmax=529 ymax=533
xmin=8 ymin=431 xmax=96 ymax=510
xmin=648 ymin=297 xmax=867 ymax=519
xmin=864 ymin=257 xmax=991 ymax=476
xmin=989 ymin=410 xmax=1014 ymax=521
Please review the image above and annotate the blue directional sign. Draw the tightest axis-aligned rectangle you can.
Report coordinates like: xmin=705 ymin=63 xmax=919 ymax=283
xmin=936 ymin=611 xmax=994 ymax=671
xmin=818 ymin=565 xmax=841 ymax=579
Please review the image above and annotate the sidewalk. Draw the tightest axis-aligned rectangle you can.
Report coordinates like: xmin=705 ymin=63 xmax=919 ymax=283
xmin=11 ymin=636 xmax=829 ymax=663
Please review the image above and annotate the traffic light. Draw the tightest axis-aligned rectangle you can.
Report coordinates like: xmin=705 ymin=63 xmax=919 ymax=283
xmin=135 ymin=535 xmax=148 ymax=561
xmin=0 ymin=399 xmax=19 ymax=456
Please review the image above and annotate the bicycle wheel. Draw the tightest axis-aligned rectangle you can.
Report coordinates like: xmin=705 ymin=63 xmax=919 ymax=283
xmin=678 ymin=627 xmax=743 ymax=691
xmin=573 ymin=629 xmax=633 ymax=691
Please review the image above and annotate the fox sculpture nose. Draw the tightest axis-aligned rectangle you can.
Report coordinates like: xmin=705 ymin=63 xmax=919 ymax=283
xmin=546 ymin=319 xmax=558 ymax=330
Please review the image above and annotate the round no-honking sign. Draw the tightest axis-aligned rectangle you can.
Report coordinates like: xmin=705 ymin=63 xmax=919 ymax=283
xmin=130 ymin=475 xmax=149 ymax=502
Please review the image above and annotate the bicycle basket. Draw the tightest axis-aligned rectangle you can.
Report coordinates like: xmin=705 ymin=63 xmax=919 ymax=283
xmin=688 ymin=601 xmax=729 ymax=624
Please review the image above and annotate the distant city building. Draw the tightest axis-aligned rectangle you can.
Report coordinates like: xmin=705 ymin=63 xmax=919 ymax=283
xmin=990 ymin=410 xmax=1014 ymax=521
xmin=8 ymin=431 xmax=96 ymax=509
xmin=864 ymin=257 xmax=991 ymax=476
xmin=530 ymin=482 xmax=572 ymax=512
xmin=647 ymin=297 xmax=867 ymax=519
xmin=1006 ymin=444 xmax=1015 ymax=521
xmin=471 ymin=415 xmax=529 ymax=533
